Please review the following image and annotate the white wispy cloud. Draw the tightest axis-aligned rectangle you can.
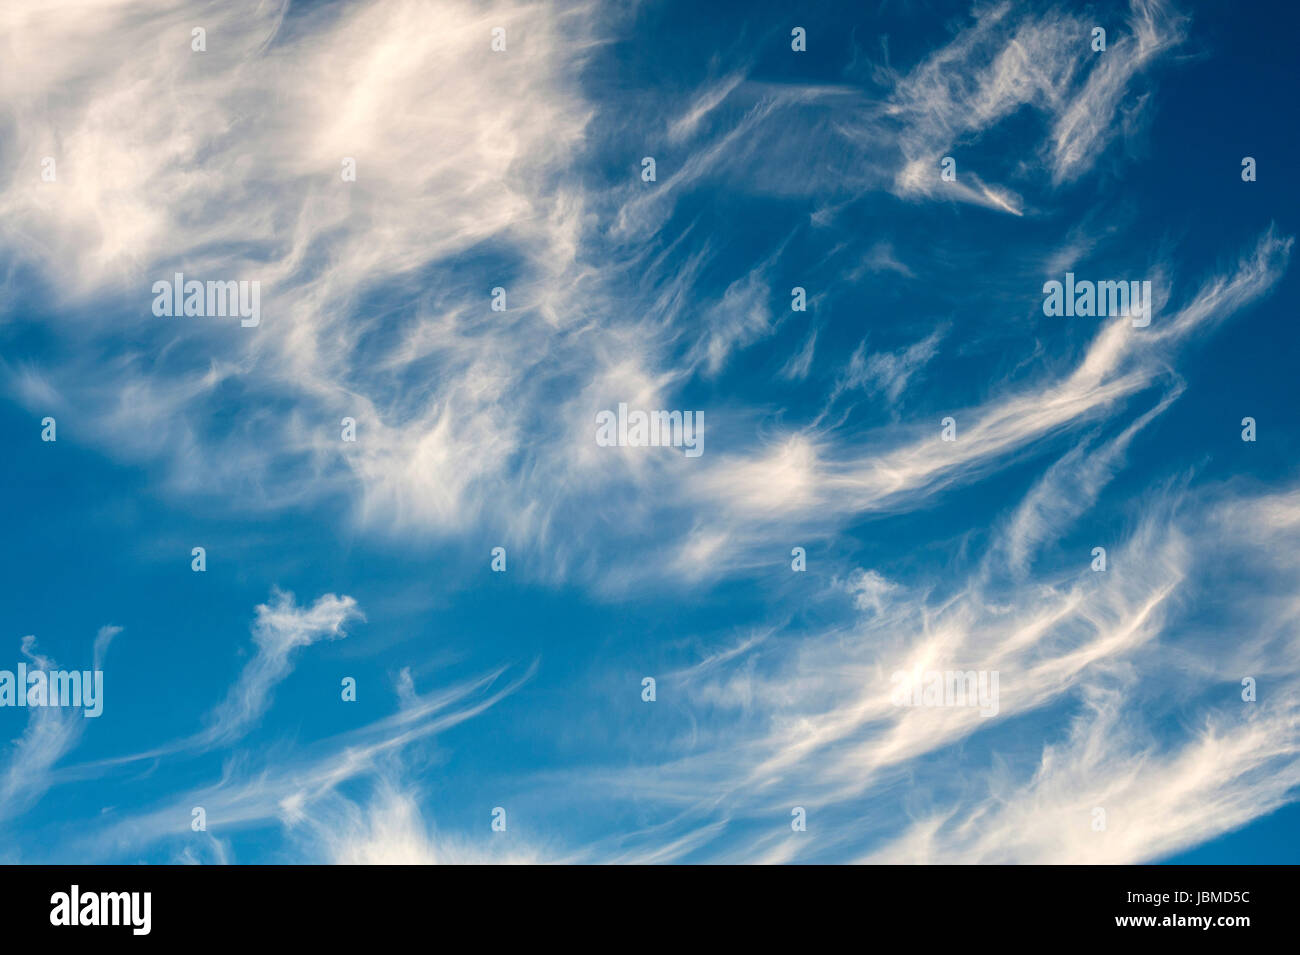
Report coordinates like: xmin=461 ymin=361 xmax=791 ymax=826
xmin=527 ymin=480 xmax=1299 ymax=863
xmin=1048 ymin=0 xmax=1187 ymax=184
xmin=75 ymin=661 xmax=536 ymax=861
xmin=0 ymin=0 xmax=1222 ymax=597
xmin=828 ymin=327 xmax=945 ymax=406
xmin=864 ymin=0 xmax=1184 ymax=211
xmin=864 ymin=687 xmax=1300 ymax=864
xmin=780 ymin=328 xmax=818 ymax=381
xmin=296 ymin=781 xmax=552 ymax=864
xmin=200 ymin=590 xmax=362 ymax=747
xmin=0 ymin=0 xmax=621 ymax=546
xmin=667 ymin=228 xmax=1288 ymax=584
xmin=0 ymin=630 xmax=115 ymax=828
xmin=52 ymin=590 xmax=360 ymax=776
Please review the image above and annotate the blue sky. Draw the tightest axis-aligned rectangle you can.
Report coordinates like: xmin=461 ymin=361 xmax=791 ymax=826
xmin=1 ymin=0 xmax=1297 ymax=864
